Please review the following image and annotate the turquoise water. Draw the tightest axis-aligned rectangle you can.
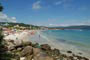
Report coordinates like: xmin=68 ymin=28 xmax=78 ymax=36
xmin=29 ymin=29 xmax=90 ymax=58
xmin=41 ymin=29 xmax=90 ymax=53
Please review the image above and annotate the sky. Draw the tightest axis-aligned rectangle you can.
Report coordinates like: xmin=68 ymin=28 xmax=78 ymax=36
xmin=0 ymin=0 xmax=90 ymax=26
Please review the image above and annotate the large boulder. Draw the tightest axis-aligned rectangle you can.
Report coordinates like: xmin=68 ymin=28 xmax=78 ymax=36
xmin=40 ymin=44 xmax=51 ymax=51
xmin=32 ymin=43 xmax=40 ymax=48
xmin=33 ymin=48 xmax=41 ymax=56
xmin=33 ymin=52 xmax=54 ymax=60
xmin=52 ymin=48 xmax=60 ymax=56
xmin=67 ymin=51 xmax=72 ymax=53
xmin=20 ymin=57 xmax=26 ymax=60
xmin=21 ymin=46 xmax=33 ymax=57
xmin=25 ymin=55 xmax=33 ymax=60
xmin=6 ymin=41 xmax=15 ymax=51
xmin=33 ymin=47 xmax=54 ymax=60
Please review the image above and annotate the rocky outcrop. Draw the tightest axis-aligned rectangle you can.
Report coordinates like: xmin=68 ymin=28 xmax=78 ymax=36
xmin=33 ymin=48 xmax=41 ymax=56
xmin=41 ymin=44 xmax=51 ymax=51
xmin=4 ymin=39 xmax=89 ymax=60
xmin=67 ymin=50 xmax=72 ymax=53
xmin=21 ymin=46 xmax=33 ymax=57
xmin=34 ymin=53 xmax=54 ymax=60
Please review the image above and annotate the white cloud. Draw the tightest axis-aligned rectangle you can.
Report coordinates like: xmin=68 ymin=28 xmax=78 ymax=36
xmin=0 ymin=12 xmax=17 ymax=23
xmin=32 ymin=1 xmax=42 ymax=10
xmin=55 ymin=1 xmax=62 ymax=5
xmin=54 ymin=0 xmax=73 ymax=9
xmin=49 ymin=24 xmax=53 ymax=26
xmin=11 ymin=17 xmax=16 ymax=20
xmin=0 ymin=13 xmax=7 ymax=19
xmin=48 ymin=23 xmax=60 ymax=27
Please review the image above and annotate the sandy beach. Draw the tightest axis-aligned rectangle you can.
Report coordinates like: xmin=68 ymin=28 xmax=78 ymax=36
xmin=4 ymin=30 xmax=37 ymax=45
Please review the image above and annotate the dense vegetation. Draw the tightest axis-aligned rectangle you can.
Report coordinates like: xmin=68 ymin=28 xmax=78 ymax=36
xmin=0 ymin=3 xmax=3 ymax=11
xmin=48 ymin=25 xmax=90 ymax=30
xmin=0 ymin=29 xmax=13 ymax=60
xmin=0 ymin=22 xmax=41 ymax=30
xmin=0 ymin=3 xmax=13 ymax=60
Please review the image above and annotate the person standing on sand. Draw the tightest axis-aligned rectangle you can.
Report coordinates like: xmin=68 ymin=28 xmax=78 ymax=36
xmin=39 ymin=34 xmax=40 ymax=40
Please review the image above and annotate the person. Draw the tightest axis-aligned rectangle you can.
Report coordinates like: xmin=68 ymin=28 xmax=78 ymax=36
xmin=16 ymin=37 xmax=18 ymax=40
xmin=31 ymin=31 xmax=34 ymax=35
xmin=39 ymin=34 xmax=40 ymax=40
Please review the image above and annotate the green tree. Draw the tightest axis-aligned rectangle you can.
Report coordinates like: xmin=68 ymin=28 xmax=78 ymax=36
xmin=0 ymin=3 xmax=3 ymax=12
xmin=0 ymin=3 xmax=13 ymax=60
xmin=0 ymin=29 xmax=12 ymax=60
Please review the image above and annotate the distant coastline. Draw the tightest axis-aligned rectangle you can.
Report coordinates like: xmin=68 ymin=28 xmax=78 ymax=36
xmin=47 ymin=25 xmax=90 ymax=30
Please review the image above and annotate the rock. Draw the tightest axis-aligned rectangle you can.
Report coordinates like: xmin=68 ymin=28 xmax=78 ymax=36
xmin=61 ymin=54 xmax=67 ymax=58
xmin=68 ymin=56 xmax=73 ymax=60
xmin=22 ymin=41 xmax=32 ymax=47
xmin=33 ymin=48 xmax=41 ymax=56
xmin=1 ymin=45 xmax=8 ymax=51
xmin=47 ymin=48 xmax=60 ymax=57
xmin=53 ymin=48 xmax=60 ymax=56
xmin=17 ymin=48 xmax=22 ymax=51
xmin=11 ymin=58 xmax=17 ymax=60
xmin=8 ymin=45 xmax=15 ymax=51
xmin=34 ymin=52 xmax=54 ymax=60
xmin=20 ymin=57 xmax=26 ymax=60
xmin=82 ymin=57 xmax=89 ymax=60
xmin=26 ymin=55 xmax=33 ymax=60
xmin=33 ymin=43 xmax=40 ymax=48
xmin=63 ymin=58 xmax=68 ymax=60
xmin=73 ymin=55 xmax=89 ymax=60
xmin=33 ymin=47 xmax=54 ymax=60
xmin=21 ymin=46 xmax=33 ymax=57
xmin=15 ymin=44 xmax=23 ymax=50
xmin=14 ymin=39 xmax=22 ymax=46
xmin=15 ymin=52 xmax=21 ymax=57
xmin=67 ymin=51 xmax=72 ymax=53
xmin=78 ymin=52 xmax=82 ymax=55
xmin=41 ymin=44 xmax=51 ymax=51
xmin=5 ymin=40 xmax=15 ymax=51
xmin=73 ymin=57 xmax=78 ymax=60
xmin=76 ymin=55 xmax=82 ymax=59
xmin=8 ymin=40 xmax=15 ymax=44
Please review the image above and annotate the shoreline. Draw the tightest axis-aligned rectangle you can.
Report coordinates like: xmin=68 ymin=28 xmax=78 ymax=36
xmin=29 ymin=30 xmax=90 ymax=59
xmin=3 ymin=30 xmax=90 ymax=60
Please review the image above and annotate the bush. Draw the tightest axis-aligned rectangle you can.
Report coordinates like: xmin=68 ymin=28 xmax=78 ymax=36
xmin=0 ymin=29 xmax=13 ymax=60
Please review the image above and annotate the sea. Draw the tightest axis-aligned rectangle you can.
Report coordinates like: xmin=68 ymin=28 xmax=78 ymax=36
xmin=30 ymin=29 xmax=90 ymax=58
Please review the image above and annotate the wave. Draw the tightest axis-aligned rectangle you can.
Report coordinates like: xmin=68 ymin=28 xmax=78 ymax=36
xmin=38 ymin=30 xmax=90 ymax=58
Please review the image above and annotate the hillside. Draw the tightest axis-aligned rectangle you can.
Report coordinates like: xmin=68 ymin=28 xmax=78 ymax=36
xmin=48 ymin=25 xmax=90 ymax=30
xmin=0 ymin=22 xmax=41 ymax=30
